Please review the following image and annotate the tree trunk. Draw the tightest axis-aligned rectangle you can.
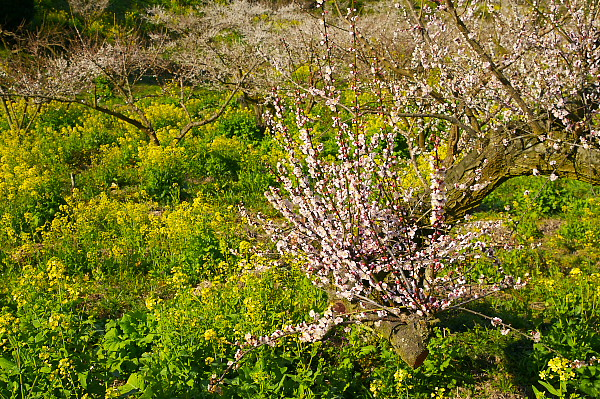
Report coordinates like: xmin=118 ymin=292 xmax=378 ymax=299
xmin=443 ymin=127 xmax=600 ymax=223
xmin=376 ymin=316 xmax=430 ymax=368
xmin=328 ymin=294 xmax=430 ymax=368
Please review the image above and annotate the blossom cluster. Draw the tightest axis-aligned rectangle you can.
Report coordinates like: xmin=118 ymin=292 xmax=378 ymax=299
xmin=238 ymin=308 xmax=345 ymax=354
xmin=263 ymin=86 xmax=520 ymax=321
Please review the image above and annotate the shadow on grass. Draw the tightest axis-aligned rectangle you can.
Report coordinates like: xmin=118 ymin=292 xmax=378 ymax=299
xmin=431 ymin=301 xmax=540 ymax=396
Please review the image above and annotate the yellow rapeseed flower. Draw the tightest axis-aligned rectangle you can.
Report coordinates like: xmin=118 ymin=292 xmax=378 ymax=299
xmin=0 ymin=311 xmax=19 ymax=335
xmin=569 ymin=268 xmax=583 ymax=277
xmin=369 ymin=380 xmax=384 ymax=397
xmin=145 ymin=295 xmax=161 ymax=311
xmin=204 ymin=329 xmax=218 ymax=341
xmin=547 ymin=357 xmax=575 ymax=381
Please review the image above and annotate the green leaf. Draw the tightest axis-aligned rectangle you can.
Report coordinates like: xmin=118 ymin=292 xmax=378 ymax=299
xmin=139 ymin=387 xmax=155 ymax=399
xmin=138 ymin=333 xmax=155 ymax=345
xmin=576 ymin=378 xmax=600 ymax=397
xmin=359 ymin=345 xmax=377 ymax=356
xmin=0 ymin=357 xmax=17 ymax=372
xmin=532 ymin=385 xmax=544 ymax=399
xmin=538 ymin=380 xmax=561 ymax=396
xmin=119 ymin=372 xmax=145 ymax=394
xmin=78 ymin=371 xmax=88 ymax=389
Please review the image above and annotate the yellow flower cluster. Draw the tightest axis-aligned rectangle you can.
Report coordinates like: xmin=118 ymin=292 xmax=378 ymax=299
xmin=210 ymin=136 xmax=246 ymax=158
xmin=13 ymin=265 xmax=47 ymax=306
xmin=540 ymin=357 xmax=576 ymax=381
xmin=145 ymin=295 xmax=162 ymax=311
xmin=204 ymin=329 xmax=218 ymax=341
xmin=0 ymin=163 xmax=52 ymax=202
xmin=583 ymin=230 xmax=600 ymax=248
xmin=46 ymin=257 xmax=67 ymax=286
xmin=239 ymin=240 xmax=253 ymax=255
xmin=369 ymin=380 xmax=385 ymax=397
xmin=38 ymin=345 xmax=51 ymax=361
xmin=431 ymin=386 xmax=447 ymax=398
xmin=145 ymin=103 xmax=187 ymax=140
xmin=540 ymin=278 xmax=556 ymax=288
xmin=57 ymin=357 xmax=72 ymax=376
xmin=0 ymin=309 xmax=19 ymax=336
xmin=569 ymin=268 xmax=583 ymax=277
xmin=104 ymin=386 xmax=121 ymax=399
xmin=250 ymin=370 xmax=271 ymax=384
xmin=48 ymin=313 xmax=69 ymax=330
xmin=150 ymin=195 xmax=212 ymax=241
xmin=138 ymin=143 xmax=186 ymax=174
xmin=243 ymin=297 xmax=261 ymax=320
xmin=394 ymin=368 xmax=414 ymax=391
xmin=171 ymin=266 xmax=189 ymax=290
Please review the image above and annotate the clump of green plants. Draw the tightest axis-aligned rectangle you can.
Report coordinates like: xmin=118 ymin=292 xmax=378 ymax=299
xmin=138 ymin=144 xmax=189 ymax=202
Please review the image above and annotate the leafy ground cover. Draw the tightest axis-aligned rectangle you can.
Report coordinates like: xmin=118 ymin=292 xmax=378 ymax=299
xmin=0 ymin=98 xmax=598 ymax=398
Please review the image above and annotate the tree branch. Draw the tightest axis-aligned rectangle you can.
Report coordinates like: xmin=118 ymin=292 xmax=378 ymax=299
xmin=174 ymin=88 xmax=239 ymax=145
xmin=443 ymin=0 xmax=545 ymax=136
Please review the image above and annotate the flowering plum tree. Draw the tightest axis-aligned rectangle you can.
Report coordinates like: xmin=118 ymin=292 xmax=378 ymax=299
xmin=374 ymin=0 xmax=597 ymax=219
xmin=226 ymin=0 xmax=599 ymax=372
xmin=278 ymin=0 xmax=600 ymax=220
xmin=0 ymin=1 xmax=321 ymax=144
xmin=0 ymin=29 xmax=245 ymax=146
xmin=257 ymin=89 xmax=516 ymax=368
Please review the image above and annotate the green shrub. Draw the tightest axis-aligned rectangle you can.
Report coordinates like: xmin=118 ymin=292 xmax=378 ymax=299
xmin=138 ymin=144 xmax=189 ymax=202
xmin=214 ymin=109 xmax=265 ymax=141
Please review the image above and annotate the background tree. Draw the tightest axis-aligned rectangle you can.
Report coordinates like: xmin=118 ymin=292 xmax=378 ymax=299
xmin=0 ymin=1 xmax=325 ymax=143
xmin=143 ymin=0 xmax=326 ymax=127
xmin=67 ymin=0 xmax=111 ymax=20
xmin=0 ymin=27 xmax=247 ymax=145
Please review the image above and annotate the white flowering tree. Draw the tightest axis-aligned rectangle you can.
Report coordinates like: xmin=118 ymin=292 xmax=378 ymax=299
xmin=67 ymin=0 xmax=110 ymax=20
xmin=143 ymin=0 xmax=329 ymax=128
xmin=217 ymin=0 xmax=600 ymax=375
xmin=378 ymin=0 xmax=598 ymax=220
xmin=288 ymin=0 xmax=600 ymax=221
xmin=0 ymin=29 xmax=247 ymax=146
xmin=0 ymin=1 xmax=328 ymax=144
